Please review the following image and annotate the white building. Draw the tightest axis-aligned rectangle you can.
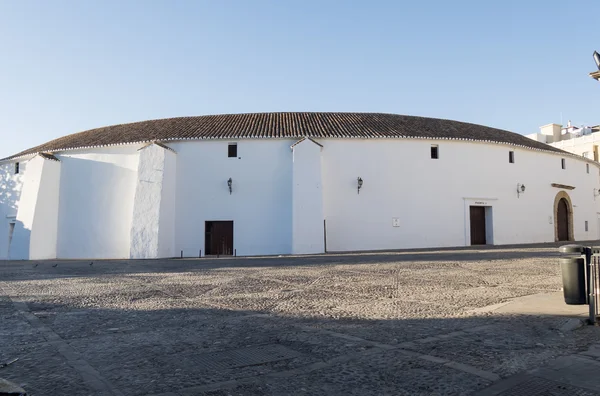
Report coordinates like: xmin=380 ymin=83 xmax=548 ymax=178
xmin=1 ymin=112 xmax=599 ymax=260
xmin=527 ymin=122 xmax=600 ymax=160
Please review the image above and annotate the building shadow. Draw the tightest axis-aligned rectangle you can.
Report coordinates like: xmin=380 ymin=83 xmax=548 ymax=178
xmin=1 ymin=295 xmax=599 ymax=396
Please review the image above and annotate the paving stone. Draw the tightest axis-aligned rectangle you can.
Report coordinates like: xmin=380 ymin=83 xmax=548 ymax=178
xmin=189 ymin=344 xmax=302 ymax=371
xmin=1 ymin=245 xmax=600 ymax=395
xmin=253 ymin=348 xmax=492 ymax=396
xmin=496 ymin=376 xmax=600 ymax=396
xmin=0 ymin=342 xmax=102 ymax=396
xmin=406 ymin=316 xmax=600 ymax=378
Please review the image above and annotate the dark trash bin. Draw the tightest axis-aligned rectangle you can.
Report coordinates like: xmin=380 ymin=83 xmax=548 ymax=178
xmin=559 ymin=256 xmax=586 ymax=305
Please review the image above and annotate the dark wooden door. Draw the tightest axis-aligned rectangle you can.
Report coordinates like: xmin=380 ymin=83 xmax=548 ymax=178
xmin=205 ymin=221 xmax=234 ymax=255
xmin=557 ymin=199 xmax=569 ymax=241
xmin=470 ymin=206 xmax=486 ymax=245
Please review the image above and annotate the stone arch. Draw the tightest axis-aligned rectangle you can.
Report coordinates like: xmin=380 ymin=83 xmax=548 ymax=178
xmin=554 ymin=191 xmax=574 ymax=242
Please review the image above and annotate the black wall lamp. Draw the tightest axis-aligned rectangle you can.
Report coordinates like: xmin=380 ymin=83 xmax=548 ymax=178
xmin=357 ymin=177 xmax=363 ymax=194
xmin=227 ymin=178 xmax=233 ymax=194
xmin=517 ymin=183 xmax=526 ymax=198
xmin=594 ymin=188 xmax=600 ymax=200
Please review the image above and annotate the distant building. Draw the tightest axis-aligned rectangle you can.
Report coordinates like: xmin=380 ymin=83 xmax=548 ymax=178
xmin=526 ymin=122 xmax=600 ymax=160
xmin=1 ymin=112 xmax=599 ymax=260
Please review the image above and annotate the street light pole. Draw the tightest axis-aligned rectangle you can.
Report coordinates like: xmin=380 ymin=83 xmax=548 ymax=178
xmin=591 ymin=51 xmax=600 ymax=81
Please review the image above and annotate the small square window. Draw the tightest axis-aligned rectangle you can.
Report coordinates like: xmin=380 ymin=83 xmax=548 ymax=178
xmin=561 ymin=158 xmax=566 ymax=169
xmin=587 ymin=163 xmax=590 ymax=174
xmin=583 ymin=152 xmax=590 ymax=158
xmin=430 ymin=145 xmax=439 ymax=159
xmin=228 ymin=143 xmax=237 ymax=158
xmin=585 ymin=220 xmax=589 ymax=232
xmin=509 ymin=151 xmax=514 ymax=163
xmin=14 ymin=162 xmax=19 ymax=174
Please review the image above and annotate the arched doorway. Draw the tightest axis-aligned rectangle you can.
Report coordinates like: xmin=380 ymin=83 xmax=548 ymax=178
xmin=554 ymin=191 xmax=574 ymax=242
xmin=557 ymin=198 xmax=569 ymax=241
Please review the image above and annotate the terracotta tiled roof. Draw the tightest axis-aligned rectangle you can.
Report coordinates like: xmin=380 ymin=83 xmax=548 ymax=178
xmin=37 ymin=152 xmax=60 ymax=161
xmin=2 ymin=112 xmax=565 ymax=160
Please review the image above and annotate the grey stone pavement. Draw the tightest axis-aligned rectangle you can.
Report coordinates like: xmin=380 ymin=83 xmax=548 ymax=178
xmin=1 ymin=242 xmax=600 ymax=395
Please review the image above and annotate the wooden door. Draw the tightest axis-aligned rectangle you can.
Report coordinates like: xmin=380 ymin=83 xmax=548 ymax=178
xmin=205 ymin=221 xmax=234 ymax=255
xmin=557 ymin=199 xmax=569 ymax=241
xmin=470 ymin=206 xmax=486 ymax=245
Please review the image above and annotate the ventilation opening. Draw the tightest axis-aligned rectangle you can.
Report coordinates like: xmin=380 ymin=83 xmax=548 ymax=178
xmin=228 ymin=143 xmax=237 ymax=158
xmin=509 ymin=151 xmax=514 ymax=163
xmin=430 ymin=145 xmax=439 ymax=159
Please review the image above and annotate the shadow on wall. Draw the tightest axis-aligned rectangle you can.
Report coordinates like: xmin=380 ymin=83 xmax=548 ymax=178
xmin=0 ymin=164 xmax=19 ymax=214
xmin=0 ymin=165 xmax=29 ymax=259
xmin=56 ymin=156 xmax=137 ymax=259
xmin=6 ymin=220 xmax=30 ymax=260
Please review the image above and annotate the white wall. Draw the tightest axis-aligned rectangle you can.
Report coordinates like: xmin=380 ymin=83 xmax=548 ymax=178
xmin=549 ymin=132 xmax=600 ymax=158
xmin=56 ymin=146 xmax=139 ymax=259
xmin=2 ymin=136 xmax=599 ymax=260
xmin=130 ymin=145 xmax=164 ymax=259
xmin=321 ymin=139 xmax=600 ymax=252
xmin=0 ymin=161 xmax=27 ymax=259
xmin=12 ymin=156 xmax=53 ymax=260
xmin=29 ymin=157 xmax=61 ymax=260
xmin=525 ymin=133 xmax=548 ymax=143
xmin=171 ymin=140 xmax=293 ymax=257
xmin=292 ymin=139 xmax=325 ymax=254
xmin=158 ymin=149 xmax=177 ymax=258
xmin=130 ymin=144 xmax=177 ymax=259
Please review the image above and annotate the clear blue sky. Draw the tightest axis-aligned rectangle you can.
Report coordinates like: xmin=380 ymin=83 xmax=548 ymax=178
xmin=1 ymin=0 xmax=599 ymax=158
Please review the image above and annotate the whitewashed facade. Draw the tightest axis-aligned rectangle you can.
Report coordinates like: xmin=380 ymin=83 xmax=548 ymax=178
xmin=1 ymin=113 xmax=599 ymax=260
xmin=526 ymin=122 xmax=600 ymax=160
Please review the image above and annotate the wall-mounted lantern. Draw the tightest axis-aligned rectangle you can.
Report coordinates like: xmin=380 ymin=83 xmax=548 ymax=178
xmin=357 ymin=177 xmax=363 ymax=194
xmin=594 ymin=188 xmax=600 ymax=200
xmin=517 ymin=183 xmax=526 ymax=198
xmin=227 ymin=178 xmax=233 ymax=195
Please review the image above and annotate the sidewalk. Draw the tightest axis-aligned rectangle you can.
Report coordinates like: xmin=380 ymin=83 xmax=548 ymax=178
xmin=494 ymin=291 xmax=589 ymax=318
xmin=475 ymin=292 xmax=600 ymax=395
xmin=495 ymin=291 xmax=590 ymax=332
xmin=475 ymin=347 xmax=600 ymax=395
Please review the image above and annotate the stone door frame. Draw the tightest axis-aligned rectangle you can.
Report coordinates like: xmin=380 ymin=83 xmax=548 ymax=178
xmin=553 ymin=191 xmax=574 ymax=242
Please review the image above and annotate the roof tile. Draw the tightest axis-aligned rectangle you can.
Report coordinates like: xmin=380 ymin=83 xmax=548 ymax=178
xmin=2 ymin=112 xmax=565 ymax=160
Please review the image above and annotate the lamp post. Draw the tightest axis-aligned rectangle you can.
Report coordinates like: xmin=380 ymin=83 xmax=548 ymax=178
xmin=590 ymin=51 xmax=600 ymax=82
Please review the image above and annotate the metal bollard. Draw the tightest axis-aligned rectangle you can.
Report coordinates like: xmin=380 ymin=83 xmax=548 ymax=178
xmin=590 ymin=248 xmax=600 ymax=325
